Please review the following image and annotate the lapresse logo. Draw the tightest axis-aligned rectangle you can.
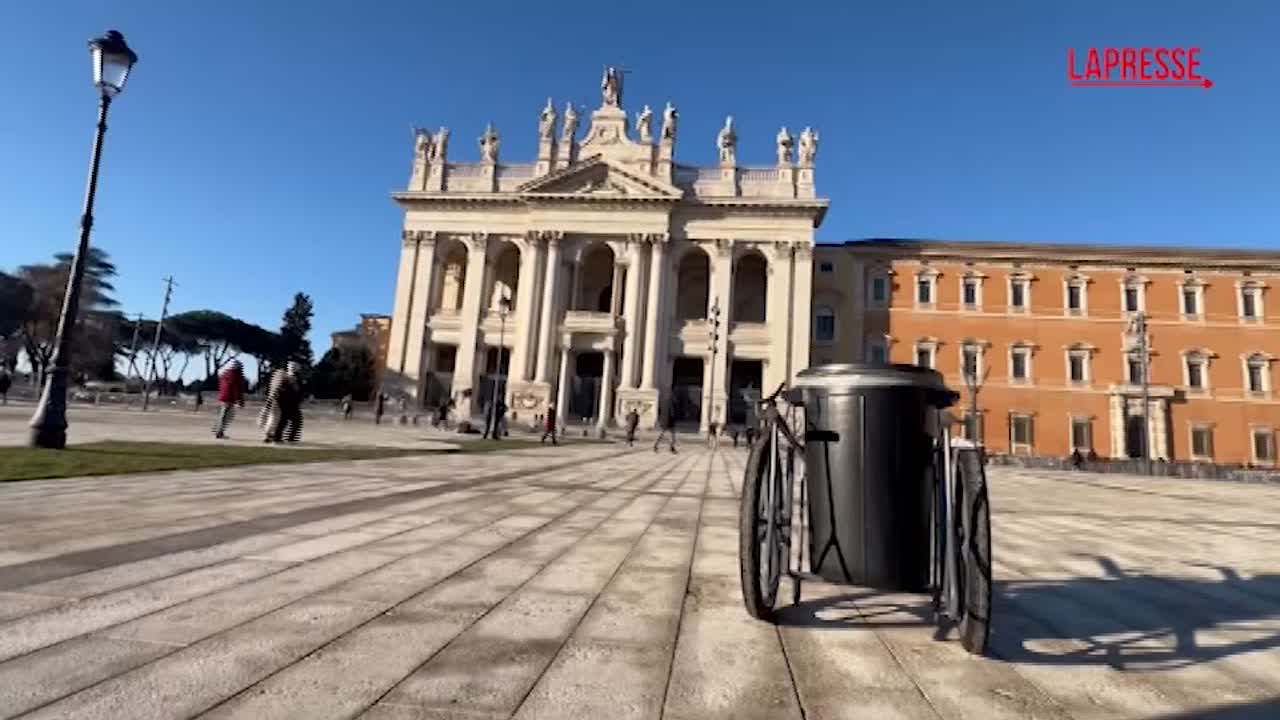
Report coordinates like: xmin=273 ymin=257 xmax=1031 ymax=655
xmin=1068 ymin=47 xmax=1212 ymax=88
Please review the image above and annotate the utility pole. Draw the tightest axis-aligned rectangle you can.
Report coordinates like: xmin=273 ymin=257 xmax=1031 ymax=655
xmin=141 ymin=277 xmax=175 ymax=411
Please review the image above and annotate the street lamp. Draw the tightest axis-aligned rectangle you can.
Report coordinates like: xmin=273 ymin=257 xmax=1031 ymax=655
xmin=1125 ymin=311 xmax=1152 ymax=474
xmin=707 ymin=297 xmax=722 ymax=430
xmin=28 ymin=30 xmax=137 ymax=449
xmin=486 ymin=294 xmax=511 ymax=438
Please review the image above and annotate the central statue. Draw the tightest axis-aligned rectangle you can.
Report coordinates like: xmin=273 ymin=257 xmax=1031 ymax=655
xmin=601 ymin=66 xmax=623 ymax=108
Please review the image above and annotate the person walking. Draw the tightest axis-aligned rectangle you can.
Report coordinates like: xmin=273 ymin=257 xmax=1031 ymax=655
xmin=494 ymin=398 xmax=508 ymax=439
xmin=212 ymin=359 xmax=246 ymax=439
xmin=540 ymin=403 xmax=558 ymax=445
xmin=340 ymin=394 xmax=353 ymax=420
xmin=707 ymin=421 xmax=720 ymax=450
xmin=266 ymin=361 xmax=304 ymax=443
xmin=624 ymin=408 xmax=640 ymax=447
xmin=653 ymin=401 xmax=678 ymax=453
xmin=0 ymin=369 xmax=11 ymax=405
xmin=374 ymin=392 xmax=386 ymax=425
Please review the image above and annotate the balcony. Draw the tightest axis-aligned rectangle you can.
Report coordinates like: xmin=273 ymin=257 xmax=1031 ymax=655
xmin=562 ymin=310 xmax=620 ymax=336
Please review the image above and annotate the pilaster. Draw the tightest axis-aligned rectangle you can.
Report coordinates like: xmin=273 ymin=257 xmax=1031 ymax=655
xmin=708 ymin=238 xmax=734 ymax=429
xmin=535 ymin=231 xmax=564 ymax=384
xmin=790 ymin=241 xmax=814 ymax=379
xmin=620 ymin=236 xmax=645 ymax=389
xmin=453 ymin=232 xmax=489 ymax=417
xmin=640 ymin=234 xmax=671 ymax=390
xmin=386 ymin=231 xmax=421 ymax=393
xmin=764 ymin=242 xmax=794 ymax=391
xmin=402 ymin=231 xmax=438 ymax=404
xmin=508 ymin=233 xmax=542 ymax=386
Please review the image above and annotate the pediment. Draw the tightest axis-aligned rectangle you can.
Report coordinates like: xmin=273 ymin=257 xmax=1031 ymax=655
xmin=516 ymin=157 xmax=683 ymax=199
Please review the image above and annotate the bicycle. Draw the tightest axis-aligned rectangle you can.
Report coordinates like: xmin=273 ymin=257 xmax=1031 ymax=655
xmin=737 ymin=379 xmax=993 ymax=655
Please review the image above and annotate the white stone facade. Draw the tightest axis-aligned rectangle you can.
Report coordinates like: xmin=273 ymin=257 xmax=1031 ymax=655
xmin=385 ymin=70 xmax=828 ymax=430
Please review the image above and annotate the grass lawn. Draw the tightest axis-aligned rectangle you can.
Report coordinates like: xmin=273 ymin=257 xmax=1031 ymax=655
xmin=0 ymin=441 xmax=478 ymax=482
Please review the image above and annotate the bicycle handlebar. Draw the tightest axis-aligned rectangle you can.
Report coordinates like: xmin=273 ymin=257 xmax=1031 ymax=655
xmin=761 ymin=382 xmax=788 ymax=404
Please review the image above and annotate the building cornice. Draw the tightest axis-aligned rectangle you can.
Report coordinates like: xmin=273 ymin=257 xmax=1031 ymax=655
xmin=829 ymin=238 xmax=1280 ymax=271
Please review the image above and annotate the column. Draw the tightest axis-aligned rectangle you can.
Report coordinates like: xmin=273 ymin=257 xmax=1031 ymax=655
xmin=597 ymin=350 xmax=616 ymax=429
xmin=385 ymin=232 xmax=420 ymax=382
xmin=535 ymin=234 xmax=563 ymax=383
xmin=619 ymin=238 xmax=644 ymax=389
xmin=790 ymin=242 xmax=814 ymax=379
xmin=709 ymin=240 xmax=734 ymax=429
xmin=509 ymin=234 xmax=542 ymax=384
xmin=764 ymin=243 xmax=793 ymax=391
xmin=609 ymin=260 xmax=624 ymax=316
xmin=402 ymin=233 xmax=438 ymax=402
xmin=555 ymin=346 xmax=571 ymax=426
xmin=452 ymin=233 xmax=489 ymax=417
xmin=640 ymin=236 xmax=669 ymax=389
xmin=1109 ymin=395 xmax=1125 ymax=458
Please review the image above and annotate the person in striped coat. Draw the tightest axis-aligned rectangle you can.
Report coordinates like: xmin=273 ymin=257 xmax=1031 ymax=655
xmin=259 ymin=361 xmax=304 ymax=443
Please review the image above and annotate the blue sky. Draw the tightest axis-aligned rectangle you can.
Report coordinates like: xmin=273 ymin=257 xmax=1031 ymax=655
xmin=2 ymin=1 xmax=1276 ymax=361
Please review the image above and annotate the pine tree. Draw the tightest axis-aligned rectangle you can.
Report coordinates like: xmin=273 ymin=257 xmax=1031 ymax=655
xmin=278 ymin=292 xmax=314 ymax=369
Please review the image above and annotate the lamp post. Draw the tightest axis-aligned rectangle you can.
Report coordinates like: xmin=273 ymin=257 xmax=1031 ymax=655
xmin=29 ymin=30 xmax=137 ymax=449
xmin=1126 ymin=311 xmax=1152 ymax=475
xmin=706 ymin=297 xmax=722 ymax=431
xmin=487 ymin=294 xmax=511 ymax=438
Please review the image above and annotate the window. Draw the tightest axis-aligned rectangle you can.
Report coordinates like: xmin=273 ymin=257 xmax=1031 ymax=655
xmin=1010 ymin=345 xmax=1031 ymax=383
xmin=1238 ymin=281 xmax=1264 ymax=321
xmin=961 ymin=344 xmax=981 ymax=383
xmin=962 ymin=278 xmax=978 ymax=308
xmin=1010 ymin=413 xmax=1034 ymax=454
xmin=1124 ymin=286 xmax=1140 ymax=313
xmin=1009 ymin=275 xmax=1030 ymax=312
xmin=870 ymin=276 xmax=889 ymax=306
xmin=1245 ymin=354 xmax=1269 ymax=394
xmin=916 ymin=277 xmax=933 ymax=305
xmin=1190 ymin=425 xmax=1214 ymax=461
xmin=1064 ymin=275 xmax=1088 ymax=316
xmin=1070 ymin=417 xmax=1092 ymax=452
xmin=914 ymin=343 xmax=935 ymax=369
xmin=1127 ymin=355 xmax=1146 ymax=385
xmin=867 ymin=342 xmax=887 ymax=365
xmin=818 ymin=261 xmax=834 ymax=274
xmin=1069 ymin=355 xmax=1085 ymax=383
xmin=1252 ymin=428 xmax=1275 ymax=465
xmin=1185 ymin=356 xmax=1204 ymax=390
xmin=814 ymin=306 xmax=836 ymax=343
xmin=1180 ymin=281 xmax=1205 ymax=319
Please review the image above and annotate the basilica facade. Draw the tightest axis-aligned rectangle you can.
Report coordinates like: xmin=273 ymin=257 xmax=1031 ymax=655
xmin=384 ymin=69 xmax=829 ymax=429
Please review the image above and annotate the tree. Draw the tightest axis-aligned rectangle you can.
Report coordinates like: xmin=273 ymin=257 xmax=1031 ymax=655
xmin=16 ymin=248 xmax=122 ymax=383
xmin=0 ymin=272 xmax=32 ymax=371
xmin=278 ymin=292 xmax=314 ymax=368
xmin=311 ymin=345 xmax=375 ymax=400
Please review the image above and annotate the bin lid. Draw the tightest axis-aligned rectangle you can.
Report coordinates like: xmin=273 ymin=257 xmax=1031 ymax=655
xmin=794 ymin=363 xmax=958 ymax=406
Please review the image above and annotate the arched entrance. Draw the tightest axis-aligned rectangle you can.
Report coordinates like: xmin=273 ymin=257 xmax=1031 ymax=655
xmin=675 ymin=249 xmax=710 ymax=320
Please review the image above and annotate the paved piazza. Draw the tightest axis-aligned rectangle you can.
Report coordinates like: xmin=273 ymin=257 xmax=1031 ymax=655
xmin=0 ymin=410 xmax=1278 ymax=718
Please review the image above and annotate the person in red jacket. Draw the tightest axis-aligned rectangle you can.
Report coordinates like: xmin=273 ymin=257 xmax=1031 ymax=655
xmin=213 ymin=359 xmax=247 ymax=439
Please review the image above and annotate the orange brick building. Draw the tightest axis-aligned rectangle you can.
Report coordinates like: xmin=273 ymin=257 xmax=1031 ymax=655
xmin=330 ymin=314 xmax=392 ymax=393
xmin=811 ymin=240 xmax=1280 ymax=467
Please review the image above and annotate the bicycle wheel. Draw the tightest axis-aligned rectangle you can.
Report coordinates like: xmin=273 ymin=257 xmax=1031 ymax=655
xmin=739 ymin=431 xmax=785 ymax=621
xmin=954 ymin=448 xmax=992 ymax=654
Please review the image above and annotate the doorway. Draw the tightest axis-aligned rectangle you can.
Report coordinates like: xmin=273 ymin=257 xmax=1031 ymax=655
xmin=569 ymin=352 xmax=603 ymax=422
xmin=727 ymin=360 xmax=764 ymax=426
xmin=671 ymin=357 xmax=704 ymax=426
xmin=1125 ymin=414 xmax=1147 ymax=459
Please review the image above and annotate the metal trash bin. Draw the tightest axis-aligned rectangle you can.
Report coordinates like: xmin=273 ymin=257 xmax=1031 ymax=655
xmin=794 ymin=363 xmax=958 ymax=592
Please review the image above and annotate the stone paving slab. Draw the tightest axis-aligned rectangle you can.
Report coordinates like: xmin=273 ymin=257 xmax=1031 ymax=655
xmin=0 ymin=434 xmax=1278 ymax=719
